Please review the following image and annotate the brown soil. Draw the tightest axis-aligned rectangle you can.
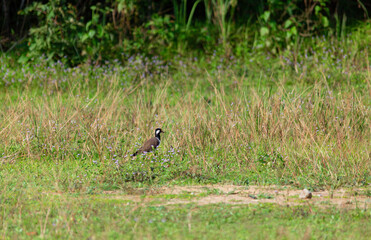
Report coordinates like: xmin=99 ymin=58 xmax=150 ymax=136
xmin=102 ymin=185 xmax=371 ymax=209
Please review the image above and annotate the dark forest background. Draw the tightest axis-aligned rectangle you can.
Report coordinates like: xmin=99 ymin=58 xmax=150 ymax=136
xmin=1 ymin=0 xmax=370 ymax=65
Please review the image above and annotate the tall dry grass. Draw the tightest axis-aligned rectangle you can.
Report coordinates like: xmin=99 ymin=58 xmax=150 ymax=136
xmin=0 ymin=70 xmax=369 ymax=187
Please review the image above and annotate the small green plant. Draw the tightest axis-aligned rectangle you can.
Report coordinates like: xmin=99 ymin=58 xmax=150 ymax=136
xmin=80 ymin=4 xmax=114 ymax=64
xmin=256 ymin=193 xmax=274 ymax=199
xmin=210 ymin=0 xmax=238 ymax=54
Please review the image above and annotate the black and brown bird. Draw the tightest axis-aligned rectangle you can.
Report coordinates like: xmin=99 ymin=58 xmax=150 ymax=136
xmin=132 ymin=128 xmax=164 ymax=156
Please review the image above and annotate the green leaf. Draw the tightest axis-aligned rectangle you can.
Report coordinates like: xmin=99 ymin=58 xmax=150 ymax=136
xmin=286 ymin=31 xmax=292 ymax=39
xmin=81 ymin=34 xmax=89 ymax=42
xmin=265 ymin=40 xmax=271 ymax=47
xmin=88 ymin=30 xmax=96 ymax=38
xmin=322 ymin=16 xmax=329 ymax=27
xmin=290 ymin=26 xmax=297 ymax=36
xmin=18 ymin=55 xmax=30 ymax=64
xmin=315 ymin=5 xmax=321 ymax=15
xmin=284 ymin=20 xmax=292 ymax=29
xmin=260 ymin=27 xmax=269 ymax=37
xmin=262 ymin=11 xmax=270 ymax=22
xmin=97 ymin=25 xmax=104 ymax=38
xmin=86 ymin=21 xmax=92 ymax=31
xmin=118 ymin=2 xmax=124 ymax=12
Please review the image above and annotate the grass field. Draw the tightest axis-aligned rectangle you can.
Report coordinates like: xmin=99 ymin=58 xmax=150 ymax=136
xmin=0 ymin=32 xmax=370 ymax=239
xmin=1 ymin=190 xmax=370 ymax=239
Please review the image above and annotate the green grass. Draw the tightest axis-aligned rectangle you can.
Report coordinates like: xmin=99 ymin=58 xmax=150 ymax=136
xmin=0 ymin=30 xmax=370 ymax=238
xmin=0 ymin=67 xmax=369 ymax=188
xmin=1 ymin=189 xmax=370 ymax=239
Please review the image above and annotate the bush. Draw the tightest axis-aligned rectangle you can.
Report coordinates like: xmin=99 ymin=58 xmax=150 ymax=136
xmin=5 ymin=0 xmax=369 ymax=65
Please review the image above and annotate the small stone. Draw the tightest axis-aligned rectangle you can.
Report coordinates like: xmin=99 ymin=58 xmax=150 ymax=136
xmin=299 ymin=189 xmax=312 ymax=199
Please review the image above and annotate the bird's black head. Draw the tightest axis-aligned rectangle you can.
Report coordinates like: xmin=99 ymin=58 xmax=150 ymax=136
xmin=155 ymin=128 xmax=164 ymax=137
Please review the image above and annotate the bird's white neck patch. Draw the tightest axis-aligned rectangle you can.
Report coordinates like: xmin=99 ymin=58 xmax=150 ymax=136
xmin=156 ymin=129 xmax=161 ymax=135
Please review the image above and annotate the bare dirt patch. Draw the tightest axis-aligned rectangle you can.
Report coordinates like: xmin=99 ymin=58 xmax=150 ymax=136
xmin=102 ymin=185 xmax=370 ymax=209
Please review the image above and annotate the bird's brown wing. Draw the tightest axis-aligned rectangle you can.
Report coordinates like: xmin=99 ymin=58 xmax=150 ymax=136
xmin=133 ymin=137 xmax=159 ymax=156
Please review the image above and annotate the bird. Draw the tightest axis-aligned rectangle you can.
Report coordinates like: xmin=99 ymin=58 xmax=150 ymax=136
xmin=132 ymin=128 xmax=165 ymax=156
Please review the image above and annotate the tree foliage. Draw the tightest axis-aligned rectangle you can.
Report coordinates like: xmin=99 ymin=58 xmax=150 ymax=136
xmin=0 ymin=0 xmax=369 ymax=65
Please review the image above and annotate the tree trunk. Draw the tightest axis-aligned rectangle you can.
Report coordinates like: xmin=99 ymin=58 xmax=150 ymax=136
xmin=1 ymin=0 xmax=10 ymax=37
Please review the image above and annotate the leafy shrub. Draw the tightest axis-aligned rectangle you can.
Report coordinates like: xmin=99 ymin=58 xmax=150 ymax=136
xmin=19 ymin=0 xmax=84 ymax=65
xmin=19 ymin=0 xmax=114 ymax=66
xmin=256 ymin=0 xmax=331 ymax=53
xmin=10 ymin=0 xmax=369 ymax=65
xmin=79 ymin=5 xmax=115 ymax=64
